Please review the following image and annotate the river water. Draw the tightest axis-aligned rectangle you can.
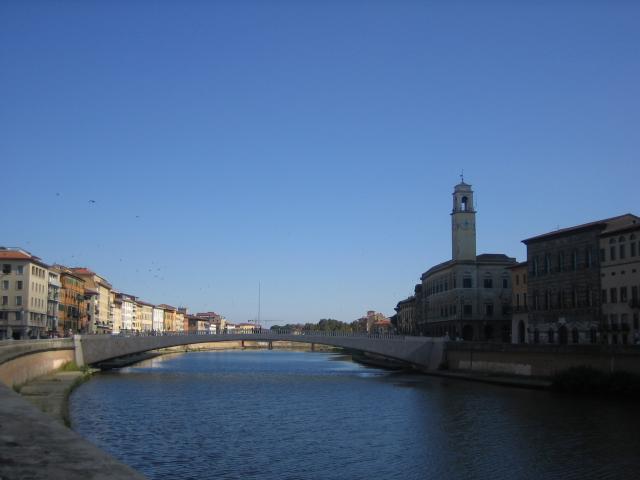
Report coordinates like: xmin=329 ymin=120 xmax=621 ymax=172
xmin=70 ymin=350 xmax=640 ymax=480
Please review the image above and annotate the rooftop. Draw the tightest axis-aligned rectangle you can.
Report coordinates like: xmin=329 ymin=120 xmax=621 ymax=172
xmin=421 ymin=254 xmax=516 ymax=278
xmin=0 ymin=248 xmax=49 ymax=268
xmin=522 ymin=213 xmax=639 ymax=244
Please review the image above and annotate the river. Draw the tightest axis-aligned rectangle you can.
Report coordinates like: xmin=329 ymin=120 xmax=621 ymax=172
xmin=69 ymin=350 xmax=640 ymax=479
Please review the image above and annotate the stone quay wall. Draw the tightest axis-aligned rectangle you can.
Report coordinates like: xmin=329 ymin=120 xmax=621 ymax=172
xmin=445 ymin=342 xmax=640 ymax=377
xmin=0 ymin=338 xmax=75 ymax=387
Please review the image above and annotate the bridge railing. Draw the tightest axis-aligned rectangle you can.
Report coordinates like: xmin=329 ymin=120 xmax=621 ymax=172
xmin=109 ymin=329 xmax=408 ymax=341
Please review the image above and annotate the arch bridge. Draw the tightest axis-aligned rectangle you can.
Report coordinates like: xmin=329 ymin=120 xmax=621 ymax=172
xmin=73 ymin=332 xmax=445 ymax=370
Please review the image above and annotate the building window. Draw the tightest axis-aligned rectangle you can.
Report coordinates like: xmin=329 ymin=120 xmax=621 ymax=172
xmin=634 ymin=313 xmax=639 ymax=330
xmin=463 ymin=304 xmax=472 ymax=316
xmin=548 ymin=329 xmax=555 ymax=343
xmin=621 ymin=313 xmax=629 ymax=329
xmin=610 ymin=288 xmax=617 ymax=303
xmin=545 ymin=290 xmax=551 ymax=310
xmin=523 ymin=274 xmax=527 ymax=284
xmin=590 ymin=328 xmax=597 ymax=344
xmin=16 ymin=265 xmax=23 ymax=275
xmin=572 ymin=328 xmax=579 ymax=344
xmin=545 ymin=254 xmax=551 ymax=274
xmin=463 ymin=277 xmax=472 ymax=288
xmin=483 ymin=277 xmax=493 ymax=288
xmin=532 ymin=257 xmax=539 ymax=276
xmin=620 ymin=287 xmax=628 ymax=303
xmin=620 ymin=244 xmax=626 ymax=259
xmin=485 ymin=304 xmax=494 ymax=316
xmin=16 ymin=281 xmax=23 ymax=290
xmin=1 ymin=281 xmax=8 ymax=290
xmin=557 ymin=252 xmax=564 ymax=272
xmin=515 ymin=275 xmax=519 ymax=286
xmin=502 ymin=277 xmax=508 ymax=288
xmin=533 ymin=329 xmax=540 ymax=343
xmin=1 ymin=296 xmax=7 ymax=305
xmin=585 ymin=248 xmax=593 ymax=268
xmin=572 ymin=250 xmax=578 ymax=270
xmin=610 ymin=246 xmax=616 ymax=261
xmin=16 ymin=296 xmax=22 ymax=306
xmin=2 ymin=264 xmax=10 ymax=274
xmin=600 ymin=248 xmax=605 ymax=262
xmin=632 ymin=242 xmax=637 ymax=257
xmin=632 ymin=286 xmax=638 ymax=306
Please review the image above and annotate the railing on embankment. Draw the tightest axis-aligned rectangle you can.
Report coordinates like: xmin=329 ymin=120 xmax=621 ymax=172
xmin=0 ymin=338 xmax=75 ymax=387
xmin=444 ymin=341 xmax=640 ymax=377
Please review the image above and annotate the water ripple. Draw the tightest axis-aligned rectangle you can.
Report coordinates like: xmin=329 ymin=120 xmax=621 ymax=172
xmin=70 ymin=350 xmax=640 ymax=480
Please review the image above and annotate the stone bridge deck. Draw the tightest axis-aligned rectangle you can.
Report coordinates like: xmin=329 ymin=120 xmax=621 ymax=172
xmin=74 ymin=332 xmax=445 ymax=370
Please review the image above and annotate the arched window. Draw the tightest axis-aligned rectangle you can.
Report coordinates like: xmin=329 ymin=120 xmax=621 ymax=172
xmin=559 ymin=325 xmax=568 ymax=345
xmin=572 ymin=328 xmax=579 ymax=344
xmin=518 ymin=321 xmax=526 ymax=344
xmin=461 ymin=196 xmax=468 ymax=211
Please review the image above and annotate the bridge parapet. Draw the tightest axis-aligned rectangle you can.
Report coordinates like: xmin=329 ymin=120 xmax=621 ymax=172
xmin=75 ymin=333 xmax=445 ymax=370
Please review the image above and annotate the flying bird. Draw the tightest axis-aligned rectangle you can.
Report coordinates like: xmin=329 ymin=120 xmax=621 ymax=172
xmin=88 ymin=200 xmax=96 ymax=204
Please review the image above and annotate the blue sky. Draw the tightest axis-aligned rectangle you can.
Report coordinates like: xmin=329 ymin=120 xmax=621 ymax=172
xmin=2 ymin=1 xmax=639 ymax=325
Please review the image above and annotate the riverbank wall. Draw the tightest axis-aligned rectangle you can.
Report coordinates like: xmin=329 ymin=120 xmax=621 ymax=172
xmin=0 ymin=339 xmax=75 ymax=388
xmin=0 ymin=382 xmax=147 ymax=480
xmin=445 ymin=342 xmax=640 ymax=377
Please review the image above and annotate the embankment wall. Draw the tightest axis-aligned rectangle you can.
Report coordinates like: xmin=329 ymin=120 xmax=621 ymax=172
xmin=445 ymin=342 xmax=640 ymax=377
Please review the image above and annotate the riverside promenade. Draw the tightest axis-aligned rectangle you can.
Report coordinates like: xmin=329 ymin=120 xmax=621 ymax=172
xmin=0 ymin=382 xmax=146 ymax=480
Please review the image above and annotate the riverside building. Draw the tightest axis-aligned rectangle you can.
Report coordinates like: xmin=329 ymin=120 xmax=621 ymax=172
xmin=522 ymin=213 xmax=639 ymax=345
xmin=69 ymin=268 xmax=113 ymax=334
xmin=509 ymin=262 xmax=528 ymax=343
xmin=598 ymin=218 xmax=640 ymax=344
xmin=0 ymin=247 xmax=51 ymax=339
xmin=51 ymin=265 xmax=86 ymax=335
xmin=417 ymin=181 xmax=516 ymax=341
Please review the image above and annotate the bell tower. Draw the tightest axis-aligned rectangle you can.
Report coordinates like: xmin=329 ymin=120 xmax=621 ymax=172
xmin=451 ymin=178 xmax=477 ymax=261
